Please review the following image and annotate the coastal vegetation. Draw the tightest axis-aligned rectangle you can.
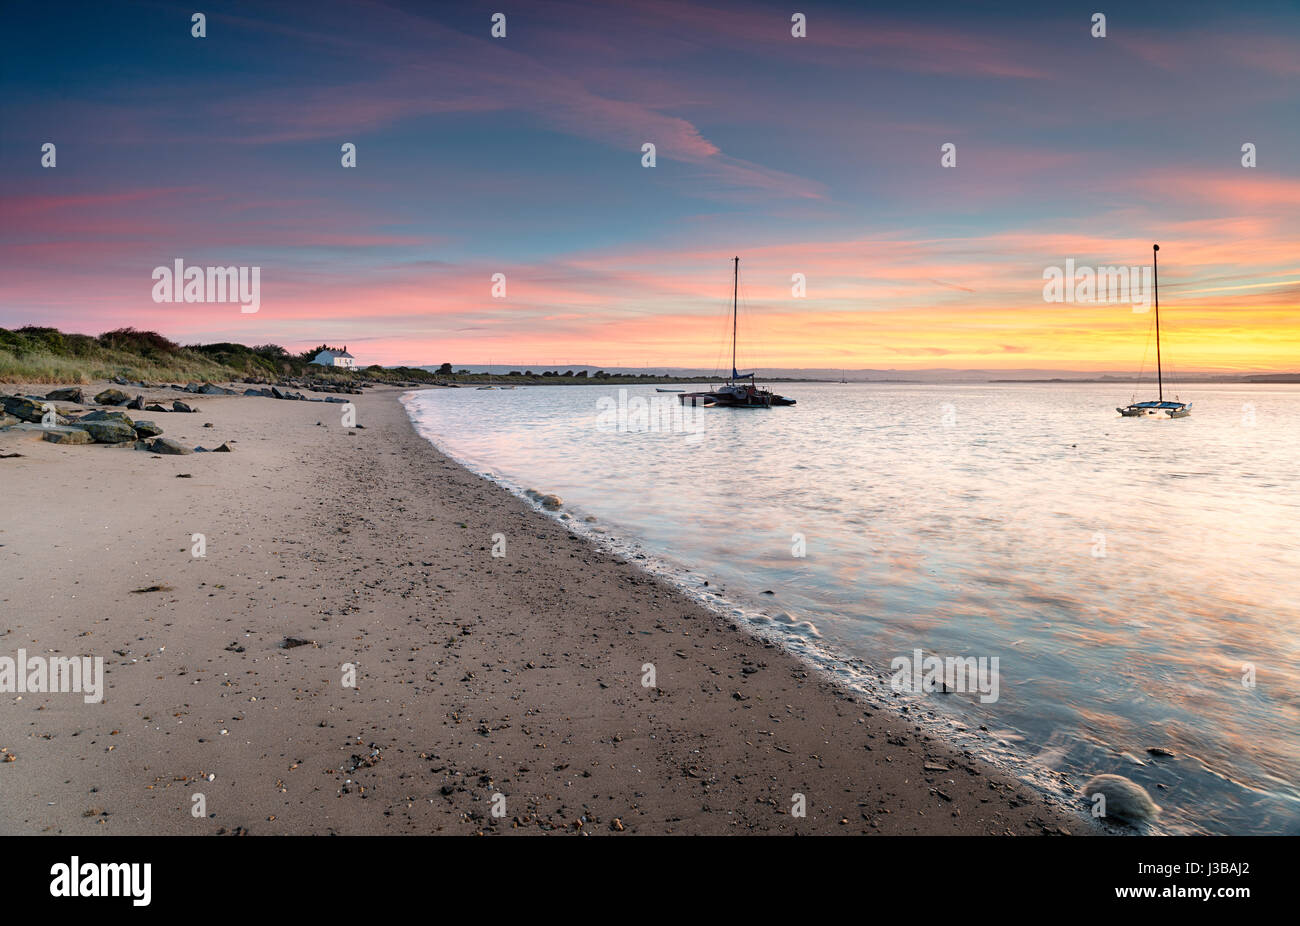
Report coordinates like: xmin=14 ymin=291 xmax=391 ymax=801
xmin=2 ymin=326 xmax=436 ymax=386
xmin=0 ymin=326 xmax=776 ymax=387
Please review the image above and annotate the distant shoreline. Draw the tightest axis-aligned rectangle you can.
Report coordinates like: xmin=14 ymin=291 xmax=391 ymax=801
xmin=988 ymin=376 xmax=1300 ymax=384
xmin=6 ymin=327 xmax=1296 ymax=388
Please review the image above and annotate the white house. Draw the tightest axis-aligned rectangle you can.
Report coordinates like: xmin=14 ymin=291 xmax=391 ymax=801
xmin=310 ymin=347 xmax=355 ymax=369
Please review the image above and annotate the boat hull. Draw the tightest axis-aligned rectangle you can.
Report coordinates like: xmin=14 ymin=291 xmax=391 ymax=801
xmin=678 ymin=386 xmax=795 ymax=408
xmin=1117 ymin=401 xmax=1191 ymax=418
xmin=679 ymin=391 xmax=768 ymax=408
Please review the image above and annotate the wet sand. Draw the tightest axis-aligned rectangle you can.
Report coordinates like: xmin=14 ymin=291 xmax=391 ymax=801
xmin=0 ymin=384 xmax=1092 ymax=834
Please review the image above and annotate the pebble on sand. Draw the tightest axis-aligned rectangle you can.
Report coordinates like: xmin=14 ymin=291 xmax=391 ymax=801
xmin=525 ymin=489 xmax=563 ymax=510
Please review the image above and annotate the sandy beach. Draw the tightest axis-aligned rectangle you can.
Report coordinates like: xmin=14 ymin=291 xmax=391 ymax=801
xmin=0 ymin=384 xmax=1092 ymax=835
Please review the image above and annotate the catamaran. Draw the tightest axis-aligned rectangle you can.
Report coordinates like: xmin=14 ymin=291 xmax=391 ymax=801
xmin=476 ymin=362 xmax=515 ymax=390
xmin=1117 ymin=244 xmax=1190 ymax=419
xmin=679 ymin=257 xmax=796 ymax=409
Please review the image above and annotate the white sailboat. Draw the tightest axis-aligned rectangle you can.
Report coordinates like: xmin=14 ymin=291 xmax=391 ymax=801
xmin=1117 ymin=244 xmax=1191 ymax=419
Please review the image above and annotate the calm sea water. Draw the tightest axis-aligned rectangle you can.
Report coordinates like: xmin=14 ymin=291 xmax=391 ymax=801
xmin=403 ymin=382 xmax=1300 ymax=835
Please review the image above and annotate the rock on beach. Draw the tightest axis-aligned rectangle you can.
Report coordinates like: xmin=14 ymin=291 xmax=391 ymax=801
xmin=1080 ymin=774 xmax=1161 ymax=824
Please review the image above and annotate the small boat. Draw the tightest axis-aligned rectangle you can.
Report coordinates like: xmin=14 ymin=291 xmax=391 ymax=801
xmin=679 ymin=258 xmax=796 ymax=409
xmin=476 ymin=363 xmax=513 ymax=390
xmin=1117 ymin=244 xmax=1190 ymax=419
xmin=655 ymin=388 xmax=684 ymax=393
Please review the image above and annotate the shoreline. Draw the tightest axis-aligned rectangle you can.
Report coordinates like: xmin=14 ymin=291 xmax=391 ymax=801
xmin=1 ymin=383 xmax=1094 ymax=834
xmin=402 ymin=390 xmax=1101 ymax=826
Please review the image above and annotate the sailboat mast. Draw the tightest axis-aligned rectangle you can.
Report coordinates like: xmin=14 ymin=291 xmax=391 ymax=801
xmin=1153 ymin=244 xmax=1162 ymax=402
xmin=731 ymin=256 xmax=739 ymax=382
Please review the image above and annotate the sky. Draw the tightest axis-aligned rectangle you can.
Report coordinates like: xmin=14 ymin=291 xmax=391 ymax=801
xmin=2 ymin=0 xmax=1298 ymax=372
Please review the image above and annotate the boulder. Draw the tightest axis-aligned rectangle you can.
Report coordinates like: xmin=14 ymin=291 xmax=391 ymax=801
xmin=213 ymin=441 xmax=233 ymax=452
xmin=41 ymin=426 xmax=92 ymax=445
xmin=0 ymin=414 xmax=19 ymax=429
xmin=2 ymin=396 xmax=49 ymax=423
xmin=148 ymin=437 xmax=193 ymax=455
xmin=183 ymin=383 xmax=202 ymax=393
xmin=127 ymin=394 xmax=145 ymax=410
xmin=6 ymin=397 xmax=73 ymax=424
xmin=69 ymin=419 xmax=137 ymax=443
xmin=44 ymin=387 xmax=85 ymax=403
xmin=145 ymin=404 xmax=168 ymax=412
xmin=80 ymin=409 xmax=134 ymax=426
xmin=172 ymin=400 xmax=195 ymax=413
xmin=111 ymin=374 xmax=128 ymax=385
xmin=525 ymin=489 xmax=564 ymax=510
xmin=1080 ymin=774 xmax=1161 ymax=824
xmin=94 ymin=388 xmax=130 ymax=406
xmin=198 ymin=383 xmax=235 ymax=395
xmin=132 ymin=420 xmax=164 ymax=438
